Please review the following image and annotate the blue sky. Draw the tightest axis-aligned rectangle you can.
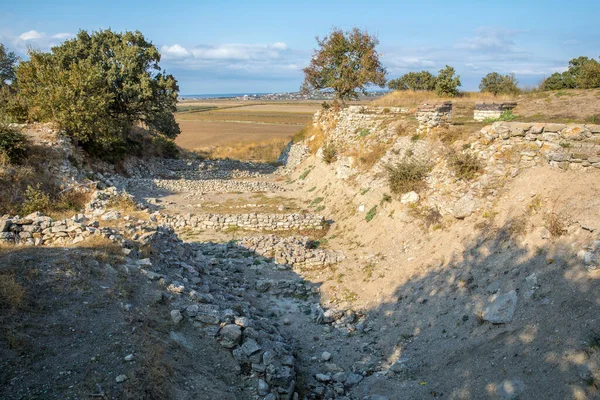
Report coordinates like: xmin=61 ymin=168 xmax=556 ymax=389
xmin=1 ymin=0 xmax=599 ymax=94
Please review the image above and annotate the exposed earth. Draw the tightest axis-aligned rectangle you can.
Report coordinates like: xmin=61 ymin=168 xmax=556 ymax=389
xmin=2 ymin=103 xmax=600 ymax=400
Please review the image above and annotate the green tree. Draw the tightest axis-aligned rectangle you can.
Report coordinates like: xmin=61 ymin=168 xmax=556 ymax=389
xmin=388 ymin=71 xmax=437 ymax=91
xmin=540 ymin=56 xmax=600 ymax=90
xmin=16 ymin=29 xmax=179 ymax=156
xmin=435 ymin=65 xmax=461 ymax=97
xmin=302 ymin=27 xmax=386 ymax=102
xmin=0 ymin=44 xmax=18 ymax=85
xmin=479 ymin=72 xmax=520 ymax=95
xmin=576 ymin=58 xmax=600 ymax=89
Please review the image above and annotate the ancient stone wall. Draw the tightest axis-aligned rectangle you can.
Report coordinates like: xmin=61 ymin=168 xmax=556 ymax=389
xmin=416 ymin=103 xmax=452 ymax=134
xmin=123 ymin=178 xmax=285 ymax=194
xmin=158 ymin=212 xmax=325 ymax=232
xmin=277 ymin=141 xmax=309 ymax=175
xmin=473 ymin=103 xmax=517 ymax=121
xmin=477 ymin=121 xmax=600 ymax=170
xmin=312 ymin=105 xmax=409 ymax=145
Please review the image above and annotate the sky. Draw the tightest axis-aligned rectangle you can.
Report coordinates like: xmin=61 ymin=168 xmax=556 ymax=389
xmin=1 ymin=0 xmax=599 ymax=95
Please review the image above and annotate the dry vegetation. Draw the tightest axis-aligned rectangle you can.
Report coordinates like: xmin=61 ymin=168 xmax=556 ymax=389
xmin=173 ymin=102 xmax=323 ymax=162
xmin=374 ymin=88 xmax=600 ymax=122
xmin=372 ymin=90 xmax=517 ymax=108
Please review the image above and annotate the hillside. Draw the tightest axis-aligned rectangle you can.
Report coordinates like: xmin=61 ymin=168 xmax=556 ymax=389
xmin=1 ymin=90 xmax=600 ymax=400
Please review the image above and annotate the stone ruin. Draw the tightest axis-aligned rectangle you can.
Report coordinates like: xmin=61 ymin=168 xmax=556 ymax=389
xmin=416 ymin=102 xmax=452 ymax=134
xmin=474 ymin=102 xmax=517 ymax=121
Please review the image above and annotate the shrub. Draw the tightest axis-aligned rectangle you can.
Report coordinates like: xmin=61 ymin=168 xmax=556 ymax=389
xmin=479 ymin=72 xmax=520 ymax=95
xmin=322 ymin=143 xmax=337 ymax=164
xmin=435 ymin=65 xmax=461 ymax=97
xmin=448 ymin=151 xmax=483 ymax=180
xmin=16 ymin=29 xmax=180 ymax=159
xmin=0 ymin=123 xmax=27 ymax=163
xmin=386 ymin=158 xmax=431 ymax=194
xmin=388 ymin=71 xmax=437 ymax=92
xmin=21 ymin=184 xmax=50 ymax=214
xmin=540 ymin=56 xmax=600 ymax=90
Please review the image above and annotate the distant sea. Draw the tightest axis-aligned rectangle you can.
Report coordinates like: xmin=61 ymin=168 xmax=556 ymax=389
xmin=179 ymin=93 xmax=270 ymax=99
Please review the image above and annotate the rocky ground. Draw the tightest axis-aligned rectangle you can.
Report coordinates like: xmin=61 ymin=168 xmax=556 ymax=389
xmin=2 ymin=117 xmax=600 ymax=400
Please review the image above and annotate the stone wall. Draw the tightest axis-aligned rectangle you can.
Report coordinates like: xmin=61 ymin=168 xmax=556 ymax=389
xmin=473 ymin=103 xmax=517 ymax=121
xmin=158 ymin=212 xmax=325 ymax=232
xmin=477 ymin=121 xmax=600 ymax=170
xmin=239 ymin=235 xmax=345 ymax=269
xmin=124 ymin=178 xmax=285 ymax=194
xmin=416 ymin=103 xmax=452 ymax=134
xmin=312 ymin=105 xmax=410 ymax=146
xmin=277 ymin=141 xmax=309 ymax=175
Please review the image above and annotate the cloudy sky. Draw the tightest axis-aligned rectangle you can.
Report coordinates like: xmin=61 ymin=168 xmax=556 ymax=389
xmin=1 ymin=0 xmax=599 ymax=94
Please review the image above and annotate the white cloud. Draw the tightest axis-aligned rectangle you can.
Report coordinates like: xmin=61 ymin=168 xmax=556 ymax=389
xmin=52 ymin=32 xmax=72 ymax=39
xmin=161 ymin=42 xmax=289 ymax=62
xmin=455 ymin=27 xmax=522 ymax=53
xmin=161 ymin=44 xmax=190 ymax=58
xmin=19 ymin=30 xmax=44 ymax=41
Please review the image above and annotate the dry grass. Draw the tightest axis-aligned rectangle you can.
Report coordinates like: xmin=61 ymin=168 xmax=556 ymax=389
xmin=447 ymin=150 xmax=483 ymax=180
xmin=0 ymin=273 xmax=26 ymax=312
xmin=373 ymin=91 xmax=517 ymax=108
xmin=407 ymin=204 xmax=443 ymax=229
xmin=207 ymin=137 xmax=290 ymax=162
xmin=544 ymin=212 xmax=567 ymax=237
xmin=348 ymin=143 xmax=389 ymax=170
xmin=175 ymin=120 xmax=300 ymax=148
xmin=386 ymin=157 xmax=431 ymax=194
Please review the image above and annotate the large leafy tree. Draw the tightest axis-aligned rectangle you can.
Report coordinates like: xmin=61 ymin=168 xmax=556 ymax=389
xmin=388 ymin=71 xmax=437 ymax=92
xmin=541 ymin=56 xmax=600 ymax=90
xmin=479 ymin=72 xmax=520 ymax=95
xmin=16 ymin=29 xmax=179 ymax=155
xmin=0 ymin=44 xmax=18 ymax=85
xmin=435 ymin=65 xmax=461 ymax=97
xmin=302 ymin=27 xmax=386 ymax=102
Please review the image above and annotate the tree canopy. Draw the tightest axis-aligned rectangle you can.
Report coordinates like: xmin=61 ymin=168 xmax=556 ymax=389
xmin=435 ymin=65 xmax=461 ymax=97
xmin=302 ymin=27 xmax=386 ymax=102
xmin=541 ymin=56 xmax=600 ymax=90
xmin=16 ymin=29 xmax=179 ymax=156
xmin=0 ymin=44 xmax=18 ymax=85
xmin=479 ymin=72 xmax=520 ymax=95
xmin=388 ymin=71 xmax=437 ymax=92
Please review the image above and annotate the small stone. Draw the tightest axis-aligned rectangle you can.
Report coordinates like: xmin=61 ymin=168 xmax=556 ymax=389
xmin=315 ymin=373 xmax=331 ymax=382
xmin=482 ymin=290 xmax=518 ymax=324
xmin=241 ymin=338 xmax=261 ymax=356
xmin=170 ymin=309 xmax=183 ymax=324
xmin=124 ymin=354 xmax=134 ymax=362
xmin=453 ymin=194 xmax=476 ymax=219
xmin=321 ymin=351 xmax=332 ymax=361
xmin=219 ymin=324 xmax=242 ymax=348
xmin=258 ymin=379 xmax=270 ymax=396
xmin=167 ymin=282 xmax=185 ymax=294
xmin=115 ymin=374 xmax=128 ymax=383
xmin=101 ymin=210 xmax=121 ymax=221
xmin=400 ymin=191 xmax=419 ymax=204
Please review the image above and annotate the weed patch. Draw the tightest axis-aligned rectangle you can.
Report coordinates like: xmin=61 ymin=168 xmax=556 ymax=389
xmin=386 ymin=158 xmax=431 ymax=194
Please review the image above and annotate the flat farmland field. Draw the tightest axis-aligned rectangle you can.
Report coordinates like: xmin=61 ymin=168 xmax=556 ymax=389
xmin=175 ymin=120 xmax=302 ymax=148
xmin=174 ymin=101 xmax=320 ymax=161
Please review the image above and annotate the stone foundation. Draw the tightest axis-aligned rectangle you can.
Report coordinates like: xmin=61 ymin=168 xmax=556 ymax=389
xmin=478 ymin=121 xmax=600 ymax=170
xmin=474 ymin=103 xmax=517 ymax=121
xmin=416 ymin=103 xmax=452 ymax=134
xmin=158 ymin=212 xmax=325 ymax=232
